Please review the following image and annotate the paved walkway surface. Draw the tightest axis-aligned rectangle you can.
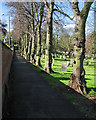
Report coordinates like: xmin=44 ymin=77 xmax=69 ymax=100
xmin=6 ymin=50 xmax=85 ymax=119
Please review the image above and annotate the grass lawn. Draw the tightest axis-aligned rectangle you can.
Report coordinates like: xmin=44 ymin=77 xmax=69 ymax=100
xmin=39 ymin=56 xmax=96 ymax=95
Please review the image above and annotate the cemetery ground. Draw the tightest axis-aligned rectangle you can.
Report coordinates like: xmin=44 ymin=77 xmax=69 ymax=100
xmin=25 ymin=54 xmax=96 ymax=118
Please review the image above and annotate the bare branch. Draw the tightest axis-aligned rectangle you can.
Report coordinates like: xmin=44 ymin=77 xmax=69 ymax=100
xmin=53 ymin=9 xmax=74 ymax=20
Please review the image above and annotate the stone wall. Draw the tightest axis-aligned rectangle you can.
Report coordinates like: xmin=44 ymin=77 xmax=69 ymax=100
xmin=0 ymin=41 xmax=13 ymax=119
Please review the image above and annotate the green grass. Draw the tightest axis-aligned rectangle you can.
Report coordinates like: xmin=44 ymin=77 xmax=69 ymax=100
xmin=40 ymin=56 xmax=96 ymax=95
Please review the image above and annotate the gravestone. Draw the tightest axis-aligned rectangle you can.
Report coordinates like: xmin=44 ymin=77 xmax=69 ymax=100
xmin=61 ymin=63 xmax=67 ymax=74
xmin=52 ymin=58 xmax=54 ymax=66
xmin=70 ymin=59 xmax=73 ymax=64
xmin=91 ymin=57 xmax=94 ymax=60
xmin=85 ymin=55 xmax=88 ymax=59
xmin=66 ymin=51 xmax=69 ymax=55
xmin=63 ymin=51 xmax=65 ymax=54
xmin=42 ymin=54 xmax=45 ymax=58
xmin=60 ymin=55 xmax=62 ymax=59
xmin=56 ymin=54 xmax=59 ymax=57
xmin=63 ymin=55 xmax=66 ymax=60
xmin=70 ymin=59 xmax=74 ymax=67
xmin=67 ymin=61 xmax=70 ymax=66
xmin=86 ymin=61 xmax=91 ymax=66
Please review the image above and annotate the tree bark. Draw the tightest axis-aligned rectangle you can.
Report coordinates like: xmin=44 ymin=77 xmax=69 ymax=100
xmin=36 ymin=25 xmax=42 ymax=67
xmin=68 ymin=1 xmax=93 ymax=94
xmin=27 ymin=35 xmax=32 ymax=61
xmin=36 ymin=3 xmax=44 ymax=67
xmin=44 ymin=1 xmax=54 ymax=73
xmin=30 ymin=3 xmax=36 ymax=64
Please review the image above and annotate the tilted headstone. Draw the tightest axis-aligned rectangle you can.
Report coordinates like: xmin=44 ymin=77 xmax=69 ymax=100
xmin=61 ymin=63 xmax=67 ymax=74
xmin=67 ymin=61 xmax=70 ymax=66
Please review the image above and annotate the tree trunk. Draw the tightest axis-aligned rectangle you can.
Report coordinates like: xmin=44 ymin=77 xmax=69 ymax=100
xmin=36 ymin=3 xmax=44 ymax=67
xmin=68 ymin=22 xmax=86 ymax=94
xmin=31 ymin=29 xmax=35 ymax=64
xmin=27 ymin=35 xmax=32 ymax=61
xmin=68 ymin=1 xmax=93 ymax=94
xmin=30 ymin=4 xmax=36 ymax=64
xmin=44 ymin=2 xmax=54 ymax=73
xmin=36 ymin=25 xmax=42 ymax=67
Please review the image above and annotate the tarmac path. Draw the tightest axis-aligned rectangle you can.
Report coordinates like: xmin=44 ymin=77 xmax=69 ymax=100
xmin=5 ymin=50 xmax=85 ymax=119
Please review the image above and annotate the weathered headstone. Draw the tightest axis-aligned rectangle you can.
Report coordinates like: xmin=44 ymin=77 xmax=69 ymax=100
xmin=66 ymin=51 xmax=69 ymax=55
xmin=86 ymin=61 xmax=91 ymax=66
xmin=70 ymin=59 xmax=74 ymax=67
xmin=67 ymin=61 xmax=70 ymax=66
xmin=52 ymin=58 xmax=54 ymax=66
xmin=70 ymin=59 xmax=73 ymax=64
xmin=60 ymin=55 xmax=62 ymax=59
xmin=91 ymin=57 xmax=94 ymax=60
xmin=63 ymin=55 xmax=66 ymax=60
xmin=42 ymin=54 xmax=45 ymax=58
xmin=85 ymin=55 xmax=88 ymax=59
xmin=61 ymin=63 xmax=67 ymax=74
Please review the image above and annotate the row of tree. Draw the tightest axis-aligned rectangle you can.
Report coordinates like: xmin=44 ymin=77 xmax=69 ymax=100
xmin=6 ymin=0 xmax=94 ymax=94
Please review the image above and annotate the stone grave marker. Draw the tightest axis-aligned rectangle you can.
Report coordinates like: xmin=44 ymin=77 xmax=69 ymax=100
xmin=91 ymin=57 xmax=94 ymax=60
xmin=60 ymin=55 xmax=62 ymax=59
xmin=52 ymin=58 xmax=54 ymax=66
xmin=61 ymin=63 xmax=67 ymax=74
xmin=42 ymin=54 xmax=45 ymax=58
xmin=66 ymin=51 xmax=69 ymax=55
xmin=70 ymin=59 xmax=74 ymax=67
xmin=70 ymin=59 xmax=73 ymax=64
xmin=67 ymin=61 xmax=70 ymax=66
xmin=86 ymin=61 xmax=91 ymax=66
xmin=63 ymin=55 xmax=66 ymax=60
